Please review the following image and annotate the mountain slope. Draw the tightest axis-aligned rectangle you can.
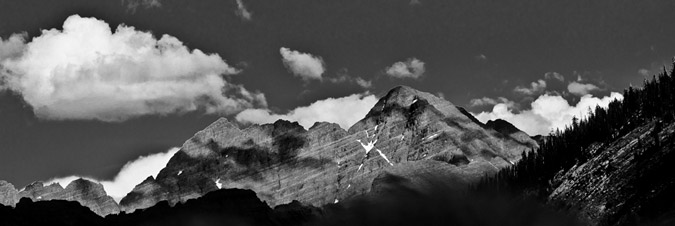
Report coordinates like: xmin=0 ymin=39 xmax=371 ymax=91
xmin=0 ymin=178 xmax=120 ymax=216
xmin=548 ymin=119 xmax=675 ymax=225
xmin=120 ymin=85 xmax=538 ymax=212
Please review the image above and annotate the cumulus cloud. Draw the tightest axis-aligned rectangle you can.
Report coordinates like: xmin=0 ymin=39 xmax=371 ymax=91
xmin=235 ymin=0 xmax=253 ymax=21
xmin=0 ymin=15 xmax=265 ymax=122
xmin=385 ymin=58 xmax=426 ymax=79
xmin=514 ymin=79 xmax=546 ymax=95
xmin=567 ymin=81 xmax=600 ymax=96
xmin=122 ymin=0 xmax=162 ymax=13
xmin=0 ymin=33 xmax=26 ymax=62
xmin=236 ymin=93 xmax=378 ymax=130
xmin=280 ymin=47 xmax=325 ymax=81
xmin=46 ymin=147 xmax=179 ymax=202
xmin=473 ymin=93 xmax=623 ymax=136
xmin=544 ymin=72 xmax=565 ymax=82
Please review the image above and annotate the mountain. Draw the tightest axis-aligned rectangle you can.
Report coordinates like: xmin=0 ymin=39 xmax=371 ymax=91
xmin=0 ymin=178 xmax=120 ymax=216
xmin=119 ymin=85 xmax=538 ymax=212
xmin=548 ymin=119 xmax=675 ymax=225
xmin=476 ymin=64 xmax=675 ymax=225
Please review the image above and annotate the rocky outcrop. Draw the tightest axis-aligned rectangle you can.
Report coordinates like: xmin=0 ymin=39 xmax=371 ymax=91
xmin=0 ymin=178 xmax=120 ymax=216
xmin=120 ymin=85 xmax=538 ymax=212
xmin=0 ymin=180 xmax=18 ymax=206
xmin=548 ymin=120 xmax=675 ymax=225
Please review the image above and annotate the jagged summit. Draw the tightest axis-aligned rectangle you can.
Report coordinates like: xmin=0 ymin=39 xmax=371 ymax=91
xmin=0 ymin=177 xmax=120 ymax=216
xmin=364 ymin=85 xmax=463 ymax=120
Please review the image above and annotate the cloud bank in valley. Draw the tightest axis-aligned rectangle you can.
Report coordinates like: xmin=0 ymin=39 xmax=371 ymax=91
xmin=0 ymin=15 xmax=265 ymax=122
xmin=473 ymin=93 xmax=623 ymax=136
xmin=236 ymin=93 xmax=378 ymax=130
xmin=46 ymin=147 xmax=179 ymax=202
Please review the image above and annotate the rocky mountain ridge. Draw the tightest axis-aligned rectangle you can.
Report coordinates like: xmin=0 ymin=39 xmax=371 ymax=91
xmin=0 ymin=178 xmax=119 ymax=216
xmin=0 ymin=85 xmax=538 ymax=216
xmin=119 ymin=85 xmax=538 ymax=212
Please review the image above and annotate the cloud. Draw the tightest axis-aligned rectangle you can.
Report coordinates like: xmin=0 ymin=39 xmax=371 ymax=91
xmin=473 ymin=93 xmax=623 ymax=136
xmin=355 ymin=77 xmax=372 ymax=88
xmin=327 ymin=69 xmax=372 ymax=88
xmin=544 ymin=72 xmax=565 ymax=82
xmin=469 ymin=96 xmax=514 ymax=107
xmin=638 ymin=68 xmax=650 ymax=77
xmin=469 ymin=97 xmax=498 ymax=107
xmin=409 ymin=0 xmax=422 ymax=5
xmin=474 ymin=54 xmax=488 ymax=61
xmin=0 ymin=33 xmax=26 ymax=62
xmin=280 ymin=47 xmax=326 ymax=81
xmin=122 ymin=0 xmax=162 ymax=13
xmin=235 ymin=0 xmax=253 ymax=21
xmin=236 ymin=93 xmax=378 ymax=130
xmin=385 ymin=58 xmax=426 ymax=79
xmin=567 ymin=82 xmax=599 ymax=96
xmin=514 ymin=79 xmax=546 ymax=95
xmin=46 ymin=148 xmax=179 ymax=202
xmin=0 ymin=15 xmax=265 ymax=122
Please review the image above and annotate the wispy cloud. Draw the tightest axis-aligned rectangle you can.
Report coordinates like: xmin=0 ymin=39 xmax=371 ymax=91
xmin=514 ymin=79 xmax=546 ymax=95
xmin=122 ymin=0 xmax=162 ymax=14
xmin=544 ymin=72 xmax=565 ymax=82
xmin=567 ymin=81 xmax=599 ymax=96
xmin=234 ymin=0 xmax=253 ymax=21
xmin=385 ymin=58 xmax=426 ymax=79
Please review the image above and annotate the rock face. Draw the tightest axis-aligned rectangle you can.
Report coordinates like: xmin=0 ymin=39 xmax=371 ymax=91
xmin=548 ymin=120 xmax=675 ymax=225
xmin=0 ymin=181 xmax=18 ymax=206
xmin=120 ymin=85 xmax=538 ymax=212
xmin=0 ymin=178 xmax=120 ymax=216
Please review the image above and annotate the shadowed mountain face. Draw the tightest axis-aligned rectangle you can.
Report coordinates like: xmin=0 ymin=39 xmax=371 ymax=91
xmin=548 ymin=120 xmax=675 ymax=225
xmin=119 ymin=86 xmax=538 ymax=212
xmin=0 ymin=178 xmax=119 ymax=216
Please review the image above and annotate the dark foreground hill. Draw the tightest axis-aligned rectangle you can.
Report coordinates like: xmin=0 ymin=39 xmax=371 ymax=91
xmin=0 ymin=179 xmax=584 ymax=226
xmin=477 ymin=62 xmax=675 ymax=226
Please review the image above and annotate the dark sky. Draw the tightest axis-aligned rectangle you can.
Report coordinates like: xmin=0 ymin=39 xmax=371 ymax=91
xmin=1 ymin=0 xmax=674 ymax=188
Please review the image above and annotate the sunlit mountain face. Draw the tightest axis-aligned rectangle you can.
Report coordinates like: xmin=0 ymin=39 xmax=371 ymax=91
xmin=1 ymin=0 xmax=675 ymax=225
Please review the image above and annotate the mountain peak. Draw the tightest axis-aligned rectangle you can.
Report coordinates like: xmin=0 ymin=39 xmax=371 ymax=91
xmin=360 ymin=85 xmax=462 ymax=123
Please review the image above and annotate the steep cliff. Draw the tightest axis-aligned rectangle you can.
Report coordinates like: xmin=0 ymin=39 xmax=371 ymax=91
xmin=120 ymin=85 xmax=538 ymax=212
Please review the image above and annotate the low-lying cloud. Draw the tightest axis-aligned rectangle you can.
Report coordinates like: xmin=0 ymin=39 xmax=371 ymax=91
xmin=473 ymin=93 xmax=623 ymax=136
xmin=46 ymin=148 xmax=179 ymax=202
xmin=236 ymin=93 xmax=378 ymax=130
xmin=280 ymin=47 xmax=325 ymax=81
xmin=0 ymin=15 xmax=265 ymax=122
xmin=385 ymin=58 xmax=426 ymax=79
